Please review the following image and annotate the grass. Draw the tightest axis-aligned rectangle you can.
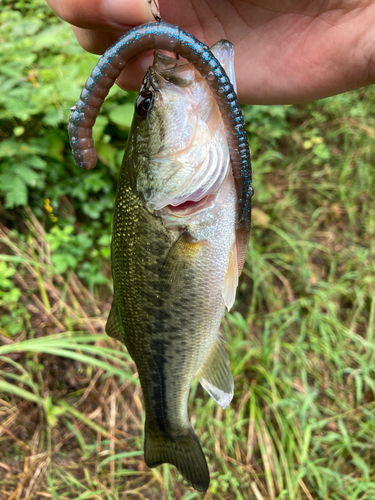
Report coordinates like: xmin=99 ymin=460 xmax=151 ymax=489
xmin=1 ymin=86 xmax=375 ymax=499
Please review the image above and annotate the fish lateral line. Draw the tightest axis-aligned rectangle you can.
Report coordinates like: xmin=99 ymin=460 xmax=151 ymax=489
xmin=68 ymin=21 xmax=252 ymax=232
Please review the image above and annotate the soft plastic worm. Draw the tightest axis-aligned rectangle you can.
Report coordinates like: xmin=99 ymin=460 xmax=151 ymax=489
xmin=68 ymin=21 xmax=253 ymax=234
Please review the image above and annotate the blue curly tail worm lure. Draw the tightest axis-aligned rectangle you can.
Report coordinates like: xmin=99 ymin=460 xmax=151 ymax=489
xmin=68 ymin=21 xmax=253 ymax=257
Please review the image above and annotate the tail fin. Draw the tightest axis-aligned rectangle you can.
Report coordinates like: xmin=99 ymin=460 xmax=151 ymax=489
xmin=144 ymin=425 xmax=209 ymax=492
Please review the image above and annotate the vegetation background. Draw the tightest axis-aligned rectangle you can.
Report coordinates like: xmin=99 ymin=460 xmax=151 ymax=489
xmin=1 ymin=1 xmax=375 ymax=499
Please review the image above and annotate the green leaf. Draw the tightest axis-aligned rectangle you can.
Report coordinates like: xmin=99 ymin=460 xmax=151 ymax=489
xmin=6 ymin=288 xmax=22 ymax=304
xmin=92 ymin=114 xmax=108 ymax=143
xmin=75 ymin=233 xmax=92 ymax=250
xmin=11 ymin=19 xmax=42 ymax=37
xmin=109 ymin=103 xmax=134 ymax=128
xmin=0 ymin=174 xmax=27 ymax=208
xmin=96 ymin=142 xmax=118 ymax=169
xmin=0 ymin=261 xmax=16 ymax=280
xmin=82 ymin=201 xmax=102 ymax=219
xmin=46 ymin=134 xmax=65 ymax=161
xmin=15 ymin=163 xmax=40 ymax=186
xmin=0 ymin=380 xmax=39 ymax=403
xmin=25 ymin=155 xmax=47 ymax=170
xmin=51 ymin=253 xmax=77 ymax=273
xmin=0 ymin=278 xmax=13 ymax=289
xmin=13 ymin=126 xmax=25 ymax=137
xmin=43 ymin=108 xmax=64 ymax=126
xmin=83 ymin=172 xmax=108 ymax=193
xmin=44 ymin=396 xmax=67 ymax=428
xmin=98 ymin=234 xmax=111 ymax=246
xmin=0 ymin=139 xmax=19 ymax=158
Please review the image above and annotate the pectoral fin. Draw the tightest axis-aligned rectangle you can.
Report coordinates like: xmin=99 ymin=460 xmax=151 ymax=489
xmin=196 ymin=337 xmax=233 ymax=409
xmin=105 ymin=301 xmax=124 ymax=342
xmin=222 ymin=242 xmax=238 ymax=311
xmin=163 ymin=230 xmax=206 ymax=284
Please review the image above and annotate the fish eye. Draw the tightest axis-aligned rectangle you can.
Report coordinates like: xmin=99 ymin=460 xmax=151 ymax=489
xmin=136 ymin=90 xmax=154 ymax=117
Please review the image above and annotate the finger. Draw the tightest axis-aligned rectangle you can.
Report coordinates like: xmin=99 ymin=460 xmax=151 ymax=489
xmin=46 ymin=0 xmax=156 ymax=30
xmin=71 ymin=25 xmax=125 ymax=54
xmin=116 ymin=53 xmax=155 ymax=91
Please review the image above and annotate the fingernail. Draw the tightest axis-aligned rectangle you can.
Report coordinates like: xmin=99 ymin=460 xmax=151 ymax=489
xmin=105 ymin=0 xmax=154 ymax=26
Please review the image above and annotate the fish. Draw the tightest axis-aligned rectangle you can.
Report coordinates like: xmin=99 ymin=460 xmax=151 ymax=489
xmin=104 ymin=42 xmax=243 ymax=492
xmin=68 ymin=20 xmax=253 ymax=492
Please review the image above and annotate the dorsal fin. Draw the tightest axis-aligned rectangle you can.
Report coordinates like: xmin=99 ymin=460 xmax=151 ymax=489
xmin=210 ymin=40 xmax=237 ymax=93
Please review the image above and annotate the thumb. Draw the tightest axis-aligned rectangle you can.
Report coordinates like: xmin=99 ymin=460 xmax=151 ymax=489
xmin=46 ymin=0 xmax=155 ymax=32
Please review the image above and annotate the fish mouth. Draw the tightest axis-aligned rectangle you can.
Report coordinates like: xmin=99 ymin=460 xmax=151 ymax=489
xmin=140 ymin=51 xmax=195 ymax=93
xmin=164 ymin=194 xmax=215 ymax=217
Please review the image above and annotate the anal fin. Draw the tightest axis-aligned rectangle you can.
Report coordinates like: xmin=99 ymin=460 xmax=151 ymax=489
xmin=105 ymin=300 xmax=124 ymax=342
xmin=196 ymin=337 xmax=233 ymax=409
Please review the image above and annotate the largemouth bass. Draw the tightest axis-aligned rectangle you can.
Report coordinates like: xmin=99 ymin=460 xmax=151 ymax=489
xmin=105 ymin=44 xmax=240 ymax=492
xmin=68 ymin=21 xmax=253 ymax=492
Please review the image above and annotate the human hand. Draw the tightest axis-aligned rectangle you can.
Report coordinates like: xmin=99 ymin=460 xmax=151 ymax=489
xmin=46 ymin=0 xmax=375 ymax=104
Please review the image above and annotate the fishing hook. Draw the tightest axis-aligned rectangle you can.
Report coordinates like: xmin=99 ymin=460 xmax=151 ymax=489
xmin=148 ymin=0 xmax=162 ymax=22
